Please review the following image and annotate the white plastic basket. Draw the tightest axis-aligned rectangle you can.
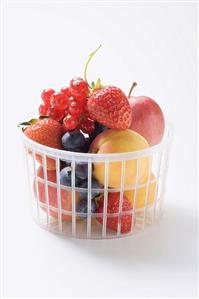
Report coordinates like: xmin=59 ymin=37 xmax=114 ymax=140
xmin=20 ymin=124 xmax=172 ymax=239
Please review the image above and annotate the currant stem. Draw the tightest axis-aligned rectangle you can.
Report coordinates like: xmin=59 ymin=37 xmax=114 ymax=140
xmin=84 ymin=44 xmax=102 ymax=88
xmin=128 ymin=82 xmax=138 ymax=98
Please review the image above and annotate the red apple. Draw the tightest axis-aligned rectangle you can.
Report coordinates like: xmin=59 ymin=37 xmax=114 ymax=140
xmin=128 ymin=83 xmax=165 ymax=145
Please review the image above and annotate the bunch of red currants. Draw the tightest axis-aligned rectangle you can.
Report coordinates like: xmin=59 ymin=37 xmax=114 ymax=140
xmin=39 ymin=77 xmax=95 ymax=134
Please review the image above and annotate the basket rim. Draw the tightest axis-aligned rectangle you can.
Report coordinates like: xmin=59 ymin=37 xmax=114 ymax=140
xmin=19 ymin=122 xmax=173 ymax=161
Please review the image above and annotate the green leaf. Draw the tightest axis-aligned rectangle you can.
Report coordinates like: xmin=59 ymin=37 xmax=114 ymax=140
xmin=90 ymin=78 xmax=102 ymax=92
xmin=18 ymin=118 xmax=38 ymax=127
xmin=91 ymin=81 xmax=96 ymax=90
xmin=39 ymin=115 xmax=48 ymax=120
xmin=95 ymin=78 xmax=101 ymax=90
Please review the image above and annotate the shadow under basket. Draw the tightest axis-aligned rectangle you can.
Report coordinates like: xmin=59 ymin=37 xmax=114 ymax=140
xmin=20 ymin=124 xmax=172 ymax=239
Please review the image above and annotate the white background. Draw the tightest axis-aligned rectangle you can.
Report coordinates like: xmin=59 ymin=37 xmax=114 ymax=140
xmin=2 ymin=2 xmax=198 ymax=298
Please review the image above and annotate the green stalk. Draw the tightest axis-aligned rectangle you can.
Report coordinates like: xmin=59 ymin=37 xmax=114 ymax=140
xmin=84 ymin=44 xmax=102 ymax=88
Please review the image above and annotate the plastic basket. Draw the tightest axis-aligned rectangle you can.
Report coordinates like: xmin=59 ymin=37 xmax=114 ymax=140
xmin=20 ymin=124 xmax=172 ymax=239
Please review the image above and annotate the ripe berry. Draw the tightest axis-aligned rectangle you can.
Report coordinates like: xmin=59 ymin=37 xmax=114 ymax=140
xmin=51 ymin=92 xmax=69 ymax=110
xmin=24 ymin=119 xmax=62 ymax=170
xmin=64 ymin=109 xmax=69 ymax=116
xmin=82 ymin=110 xmax=92 ymax=120
xmin=69 ymin=95 xmax=86 ymax=109
xmin=69 ymin=96 xmax=76 ymax=102
xmin=79 ymin=179 xmax=101 ymax=200
xmin=87 ymin=86 xmax=132 ymax=130
xmin=47 ymin=107 xmax=65 ymax=122
xmin=77 ymin=199 xmax=97 ymax=219
xmin=60 ymin=167 xmax=81 ymax=187
xmin=76 ymin=97 xmax=88 ymax=111
xmin=75 ymin=162 xmax=88 ymax=180
xmin=70 ymin=77 xmax=89 ymax=98
xmin=89 ymin=122 xmax=108 ymax=142
xmin=69 ymin=100 xmax=82 ymax=117
xmin=80 ymin=118 xmax=95 ymax=134
xmin=96 ymin=193 xmax=133 ymax=234
xmin=41 ymin=88 xmax=55 ymax=105
xmin=61 ymin=86 xmax=72 ymax=98
xmin=62 ymin=130 xmax=89 ymax=152
xmin=63 ymin=114 xmax=78 ymax=131
xmin=39 ymin=103 xmax=48 ymax=116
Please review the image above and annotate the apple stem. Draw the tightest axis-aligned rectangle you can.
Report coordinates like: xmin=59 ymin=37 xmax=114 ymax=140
xmin=84 ymin=44 xmax=102 ymax=88
xmin=128 ymin=82 xmax=138 ymax=98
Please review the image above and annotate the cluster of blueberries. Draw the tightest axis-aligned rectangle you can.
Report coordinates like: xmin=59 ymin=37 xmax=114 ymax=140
xmin=61 ymin=122 xmax=107 ymax=153
xmin=60 ymin=122 xmax=107 ymax=218
xmin=60 ymin=162 xmax=101 ymax=217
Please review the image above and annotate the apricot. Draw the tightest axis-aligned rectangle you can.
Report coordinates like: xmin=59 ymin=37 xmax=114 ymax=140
xmin=124 ymin=173 xmax=157 ymax=209
xmin=89 ymin=129 xmax=149 ymax=188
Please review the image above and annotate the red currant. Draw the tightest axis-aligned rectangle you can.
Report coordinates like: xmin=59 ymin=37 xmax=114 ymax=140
xmin=63 ymin=114 xmax=78 ymax=131
xmin=64 ymin=109 xmax=69 ymax=116
xmin=47 ymin=107 xmax=65 ymax=122
xmin=51 ymin=92 xmax=69 ymax=110
xmin=69 ymin=100 xmax=83 ymax=117
xmin=75 ymin=94 xmax=89 ymax=101
xmin=70 ymin=77 xmax=89 ymax=98
xmin=69 ymin=96 xmax=76 ymax=103
xmin=75 ymin=96 xmax=87 ymax=108
xmin=82 ymin=110 xmax=92 ymax=120
xmin=39 ymin=103 xmax=48 ymax=116
xmin=61 ymin=86 xmax=72 ymax=98
xmin=41 ymin=88 xmax=55 ymax=105
xmin=80 ymin=119 xmax=95 ymax=134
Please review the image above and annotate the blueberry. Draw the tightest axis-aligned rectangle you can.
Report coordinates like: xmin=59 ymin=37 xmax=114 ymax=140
xmin=63 ymin=161 xmax=71 ymax=167
xmin=89 ymin=122 xmax=108 ymax=142
xmin=77 ymin=199 xmax=97 ymax=219
xmin=76 ymin=137 xmax=91 ymax=153
xmin=60 ymin=167 xmax=81 ymax=187
xmin=84 ymin=137 xmax=91 ymax=152
xmin=79 ymin=178 xmax=101 ymax=200
xmin=62 ymin=130 xmax=89 ymax=153
xmin=75 ymin=162 xmax=88 ymax=180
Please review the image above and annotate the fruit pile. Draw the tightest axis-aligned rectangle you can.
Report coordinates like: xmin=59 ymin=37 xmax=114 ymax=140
xmin=20 ymin=46 xmax=165 ymax=235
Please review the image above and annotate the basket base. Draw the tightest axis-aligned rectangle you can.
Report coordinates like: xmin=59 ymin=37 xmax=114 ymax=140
xmin=32 ymin=202 xmax=163 ymax=239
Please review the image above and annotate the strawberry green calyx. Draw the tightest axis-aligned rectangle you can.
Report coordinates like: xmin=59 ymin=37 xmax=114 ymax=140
xmin=128 ymin=82 xmax=138 ymax=98
xmin=91 ymin=78 xmax=102 ymax=91
xmin=84 ymin=44 xmax=102 ymax=90
xmin=18 ymin=116 xmax=48 ymax=129
xmin=18 ymin=118 xmax=38 ymax=128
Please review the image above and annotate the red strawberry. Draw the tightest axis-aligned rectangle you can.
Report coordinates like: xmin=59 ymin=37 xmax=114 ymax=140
xmin=96 ymin=193 xmax=133 ymax=233
xmin=87 ymin=86 xmax=132 ymax=130
xmin=24 ymin=118 xmax=62 ymax=170
xmin=33 ymin=166 xmax=80 ymax=221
